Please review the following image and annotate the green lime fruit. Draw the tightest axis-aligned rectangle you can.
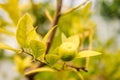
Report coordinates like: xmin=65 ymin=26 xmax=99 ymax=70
xmin=59 ymin=42 xmax=77 ymax=61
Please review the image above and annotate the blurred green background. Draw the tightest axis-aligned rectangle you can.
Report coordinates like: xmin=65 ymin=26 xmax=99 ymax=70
xmin=0 ymin=0 xmax=120 ymax=80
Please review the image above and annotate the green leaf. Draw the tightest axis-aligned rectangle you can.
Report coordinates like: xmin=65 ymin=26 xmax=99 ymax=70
xmin=48 ymin=28 xmax=62 ymax=54
xmin=16 ymin=13 xmax=34 ymax=48
xmin=38 ymin=53 xmax=46 ymax=63
xmin=66 ymin=35 xmax=80 ymax=48
xmin=80 ymin=1 xmax=92 ymax=18
xmin=76 ymin=50 xmax=102 ymax=58
xmin=46 ymin=54 xmax=59 ymax=65
xmin=25 ymin=67 xmax=56 ymax=76
xmin=0 ymin=43 xmax=18 ymax=52
xmin=42 ymin=26 xmax=57 ymax=43
xmin=30 ymin=40 xmax=46 ymax=59
xmin=27 ymin=28 xmax=41 ymax=46
xmin=61 ymin=33 xmax=67 ymax=43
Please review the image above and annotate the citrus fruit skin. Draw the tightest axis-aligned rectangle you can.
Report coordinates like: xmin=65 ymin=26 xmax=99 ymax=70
xmin=59 ymin=42 xmax=77 ymax=61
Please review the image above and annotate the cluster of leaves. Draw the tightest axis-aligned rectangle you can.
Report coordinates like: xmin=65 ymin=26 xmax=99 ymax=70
xmin=0 ymin=0 xmax=102 ymax=80
xmin=0 ymin=13 xmax=101 ymax=74
xmin=59 ymin=1 xmax=95 ymax=36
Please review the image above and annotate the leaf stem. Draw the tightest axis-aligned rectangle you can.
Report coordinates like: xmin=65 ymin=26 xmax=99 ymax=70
xmin=66 ymin=64 xmax=88 ymax=72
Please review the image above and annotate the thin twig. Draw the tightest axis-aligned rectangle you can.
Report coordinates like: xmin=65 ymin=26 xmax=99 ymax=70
xmin=62 ymin=0 xmax=89 ymax=15
xmin=66 ymin=64 xmax=88 ymax=72
xmin=45 ymin=9 xmax=53 ymax=23
xmin=45 ymin=0 xmax=62 ymax=54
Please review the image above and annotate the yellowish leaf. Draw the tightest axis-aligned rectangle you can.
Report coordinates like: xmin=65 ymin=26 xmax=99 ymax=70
xmin=42 ymin=26 xmax=57 ymax=43
xmin=0 ymin=0 xmax=20 ymax=24
xmin=66 ymin=35 xmax=80 ymax=48
xmin=76 ymin=50 xmax=102 ymax=58
xmin=27 ymin=28 xmax=41 ymax=46
xmin=16 ymin=13 xmax=34 ymax=48
xmin=30 ymin=40 xmax=46 ymax=59
xmin=81 ymin=1 xmax=92 ymax=16
xmin=61 ymin=33 xmax=67 ymax=43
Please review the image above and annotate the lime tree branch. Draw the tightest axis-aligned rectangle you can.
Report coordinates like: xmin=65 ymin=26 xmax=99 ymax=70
xmin=46 ymin=0 xmax=63 ymax=54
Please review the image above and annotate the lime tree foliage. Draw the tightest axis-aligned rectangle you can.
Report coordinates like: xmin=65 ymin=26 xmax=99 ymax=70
xmin=0 ymin=0 xmax=102 ymax=80
xmin=99 ymin=0 xmax=120 ymax=19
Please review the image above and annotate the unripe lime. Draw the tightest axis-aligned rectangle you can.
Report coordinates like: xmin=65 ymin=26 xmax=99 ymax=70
xmin=59 ymin=42 xmax=77 ymax=61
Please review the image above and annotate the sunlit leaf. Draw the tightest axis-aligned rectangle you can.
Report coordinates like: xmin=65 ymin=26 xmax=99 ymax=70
xmin=0 ymin=43 xmax=18 ymax=52
xmin=30 ymin=40 xmax=46 ymax=59
xmin=46 ymin=54 xmax=59 ymax=65
xmin=76 ymin=50 xmax=102 ymax=58
xmin=27 ymin=28 xmax=41 ymax=46
xmin=42 ymin=26 xmax=57 ymax=43
xmin=16 ymin=13 xmax=34 ymax=48
xmin=25 ymin=67 xmax=56 ymax=76
xmin=48 ymin=29 xmax=62 ymax=54
xmin=81 ymin=1 xmax=92 ymax=17
xmin=38 ymin=53 xmax=46 ymax=63
xmin=66 ymin=35 xmax=80 ymax=48
xmin=61 ymin=33 xmax=67 ymax=43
